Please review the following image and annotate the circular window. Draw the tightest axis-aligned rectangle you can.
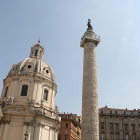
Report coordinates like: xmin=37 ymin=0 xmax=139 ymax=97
xmin=28 ymin=65 xmax=32 ymax=69
xmin=13 ymin=68 xmax=15 ymax=70
xmin=46 ymin=70 xmax=49 ymax=73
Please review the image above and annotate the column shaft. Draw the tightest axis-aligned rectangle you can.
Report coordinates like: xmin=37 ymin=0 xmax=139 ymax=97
xmin=82 ymin=42 xmax=99 ymax=140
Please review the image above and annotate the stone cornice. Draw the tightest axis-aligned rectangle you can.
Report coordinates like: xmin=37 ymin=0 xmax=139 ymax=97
xmin=5 ymin=74 xmax=57 ymax=88
xmin=81 ymin=38 xmax=100 ymax=47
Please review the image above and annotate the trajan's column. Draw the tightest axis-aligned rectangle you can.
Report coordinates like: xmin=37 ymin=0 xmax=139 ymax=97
xmin=80 ymin=19 xmax=100 ymax=140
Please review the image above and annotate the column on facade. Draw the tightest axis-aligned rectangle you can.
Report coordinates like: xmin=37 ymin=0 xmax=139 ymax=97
xmin=22 ymin=124 xmax=27 ymax=140
xmin=54 ymin=129 xmax=58 ymax=140
xmin=34 ymin=123 xmax=43 ymax=140
xmin=27 ymin=123 xmax=33 ymax=140
xmin=11 ymin=78 xmax=18 ymax=97
xmin=0 ymin=123 xmax=4 ymax=139
xmin=49 ymin=127 xmax=53 ymax=140
xmin=2 ymin=122 xmax=10 ymax=140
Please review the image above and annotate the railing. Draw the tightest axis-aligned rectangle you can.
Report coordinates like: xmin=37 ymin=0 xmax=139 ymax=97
xmin=81 ymin=34 xmax=100 ymax=41
xmin=95 ymin=35 xmax=100 ymax=39
xmin=100 ymin=113 xmax=140 ymax=117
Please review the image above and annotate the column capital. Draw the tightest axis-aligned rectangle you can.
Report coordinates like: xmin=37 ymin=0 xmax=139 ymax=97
xmin=0 ymin=119 xmax=10 ymax=124
xmin=23 ymin=121 xmax=34 ymax=126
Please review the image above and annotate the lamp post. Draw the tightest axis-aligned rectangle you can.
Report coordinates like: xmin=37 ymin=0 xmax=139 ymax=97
xmin=24 ymin=132 xmax=28 ymax=140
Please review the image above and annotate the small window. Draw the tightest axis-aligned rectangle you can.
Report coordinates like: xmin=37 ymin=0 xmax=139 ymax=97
xmin=125 ymin=134 xmax=129 ymax=140
xmin=132 ymin=133 xmax=136 ymax=140
xmin=116 ymin=124 xmax=119 ymax=130
xmin=124 ymin=112 xmax=126 ymax=115
xmin=35 ymin=49 xmax=38 ymax=56
xmin=28 ymin=65 xmax=32 ymax=69
xmin=132 ymin=124 xmax=135 ymax=131
xmin=110 ymin=124 xmax=113 ymax=130
xmin=46 ymin=70 xmax=49 ymax=73
xmin=115 ymin=111 xmax=117 ymax=114
xmin=43 ymin=89 xmax=48 ymax=101
xmin=124 ymin=116 xmax=127 ymax=120
xmin=66 ymin=123 xmax=68 ymax=128
xmin=110 ymin=133 xmax=114 ymax=140
xmin=65 ymin=130 xmax=68 ymax=134
xmin=101 ymin=110 xmax=103 ymax=113
xmin=116 ymin=133 xmax=119 ymax=139
xmin=39 ymin=50 xmax=41 ymax=57
xmin=20 ymin=85 xmax=28 ymax=96
xmin=101 ymin=133 xmax=104 ymax=140
xmin=66 ymin=116 xmax=69 ymax=119
xmin=65 ymin=137 xmax=67 ymax=140
xmin=101 ymin=123 xmax=104 ymax=129
xmin=110 ymin=111 xmax=112 ymax=114
xmin=124 ymin=124 xmax=128 ymax=130
xmin=4 ymin=86 xmax=8 ymax=97
xmin=131 ymin=117 xmax=134 ymax=120
xmin=101 ymin=115 xmax=104 ymax=118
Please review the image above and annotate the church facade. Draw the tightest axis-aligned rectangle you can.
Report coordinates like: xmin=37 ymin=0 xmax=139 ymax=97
xmin=0 ymin=41 xmax=60 ymax=140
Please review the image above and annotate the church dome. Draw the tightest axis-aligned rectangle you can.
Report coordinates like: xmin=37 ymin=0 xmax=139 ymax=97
xmin=7 ymin=41 xmax=55 ymax=82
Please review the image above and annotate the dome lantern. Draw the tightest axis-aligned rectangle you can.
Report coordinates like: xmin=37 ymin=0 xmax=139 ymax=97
xmin=30 ymin=40 xmax=44 ymax=59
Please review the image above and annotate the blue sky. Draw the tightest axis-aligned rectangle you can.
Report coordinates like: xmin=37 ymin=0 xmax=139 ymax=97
xmin=0 ymin=1 xmax=140 ymax=115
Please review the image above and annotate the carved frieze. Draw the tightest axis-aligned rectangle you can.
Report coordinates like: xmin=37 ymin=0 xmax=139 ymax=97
xmin=12 ymin=107 xmax=25 ymax=113
xmin=12 ymin=78 xmax=19 ymax=81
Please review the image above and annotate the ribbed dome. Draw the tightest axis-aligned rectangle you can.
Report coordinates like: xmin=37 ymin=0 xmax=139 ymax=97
xmin=7 ymin=41 xmax=55 ymax=82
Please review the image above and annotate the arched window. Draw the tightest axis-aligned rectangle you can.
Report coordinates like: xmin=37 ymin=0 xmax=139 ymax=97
xmin=43 ymin=89 xmax=48 ymax=101
xmin=110 ymin=123 xmax=113 ymax=130
xmin=39 ymin=50 xmax=41 ymax=57
xmin=132 ymin=132 xmax=136 ymax=140
xmin=116 ymin=133 xmax=119 ymax=139
xmin=101 ymin=132 xmax=104 ymax=140
xmin=20 ymin=85 xmax=28 ymax=96
xmin=4 ymin=86 xmax=8 ymax=97
xmin=125 ymin=133 xmax=129 ymax=140
xmin=35 ymin=49 xmax=38 ymax=56
xmin=110 ymin=132 xmax=114 ymax=140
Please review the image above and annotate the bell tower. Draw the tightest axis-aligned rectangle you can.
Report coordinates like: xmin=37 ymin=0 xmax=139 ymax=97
xmin=80 ymin=19 xmax=100 ymax=140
